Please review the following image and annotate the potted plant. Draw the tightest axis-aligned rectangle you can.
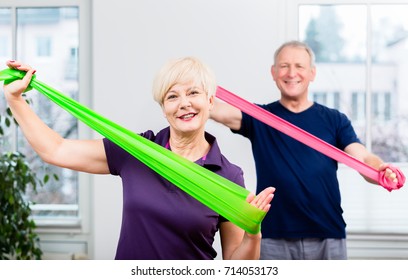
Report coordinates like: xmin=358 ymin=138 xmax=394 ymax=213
xmin=0 ymin=104 xmax=55 ymax=260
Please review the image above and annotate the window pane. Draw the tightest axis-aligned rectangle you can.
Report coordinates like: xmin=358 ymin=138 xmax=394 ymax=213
xmin=16 ymin=7 xmax=79 ymax=217
xmin=0 ymin=8 xmax=12 ymax=151
xmin=300 ymin=4 xmax=368 ymax=141
xmin=370 ymin=5 xmax=408 ymax=162
xmin=36 ymin=36 xmax=52 ymax=57
xmin=300 ymin=4 xmax=408 ymax=162
xmin=299 ymin=4 xmax=408 ymax=234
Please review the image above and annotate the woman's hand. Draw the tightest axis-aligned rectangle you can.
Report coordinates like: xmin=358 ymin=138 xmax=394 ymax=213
xmin=3 ymin=60 xmax=36 ymax=99
xmin=221 ymin=187 xmax=275 ymax=259
xmin=246 ymin=186 xmax=275 ymax=212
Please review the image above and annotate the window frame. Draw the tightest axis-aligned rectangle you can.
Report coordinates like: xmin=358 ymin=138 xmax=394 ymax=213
xmin=287 ymin=0 xmax=408 ymax=236
xmin=0 ymin=0 xmax=92 ymax=234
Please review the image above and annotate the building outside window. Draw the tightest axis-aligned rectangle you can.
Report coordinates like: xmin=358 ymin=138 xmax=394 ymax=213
xmin=300 ymin=3 xmax=408 ymax=162
xmin=36 ymin=36 xmax=52 ymax=57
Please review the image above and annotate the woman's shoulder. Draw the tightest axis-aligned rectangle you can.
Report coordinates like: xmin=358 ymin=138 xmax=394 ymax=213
xmin=204 ymin=132 xmax=245 ymax=187
xmin=214 ymin=148 xmax=245 ymax=187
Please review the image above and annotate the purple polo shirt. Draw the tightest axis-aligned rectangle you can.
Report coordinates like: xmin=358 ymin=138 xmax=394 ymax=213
xmin=103 ymin=127 xmax=245 ymax=260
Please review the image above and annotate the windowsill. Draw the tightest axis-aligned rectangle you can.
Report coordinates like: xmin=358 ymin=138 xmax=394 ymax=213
xmin=34 ymin=216 xmax=82 ymax=234
xmin=31 ymin=204 xmax=83 ymax=233
xmin=347 ymin=231 xmax=408 ymax=241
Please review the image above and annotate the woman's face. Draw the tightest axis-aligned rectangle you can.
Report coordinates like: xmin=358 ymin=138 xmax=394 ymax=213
xmin=162 ymin=82 xmax=214 ymax=135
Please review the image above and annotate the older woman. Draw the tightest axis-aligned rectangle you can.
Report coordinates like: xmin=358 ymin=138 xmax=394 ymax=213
xmin=3 ymin=57 xmax=274 ymax=260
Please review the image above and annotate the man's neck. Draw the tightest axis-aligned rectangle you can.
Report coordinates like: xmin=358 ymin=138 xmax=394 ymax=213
xmin=279 ymin=98 xmax=313 ymax=113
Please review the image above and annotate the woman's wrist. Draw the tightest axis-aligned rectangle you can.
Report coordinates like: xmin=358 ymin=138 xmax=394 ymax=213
xmin=244 ymin=231 xmax=262 ymax=240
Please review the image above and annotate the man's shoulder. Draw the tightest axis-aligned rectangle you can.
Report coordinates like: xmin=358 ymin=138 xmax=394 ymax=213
xmin=256 ymin=100 xmax=280 ymax=109
xmin=312 ymin=102 xmax=345 ymax=116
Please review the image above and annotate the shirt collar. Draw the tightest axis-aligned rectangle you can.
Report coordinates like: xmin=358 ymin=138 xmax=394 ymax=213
xmin=156 ymin=127 xmax=223 ymax=170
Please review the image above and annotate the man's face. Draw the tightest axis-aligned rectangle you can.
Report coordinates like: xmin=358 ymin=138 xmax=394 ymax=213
xmin=271 ymin=46 xmax=316 ymax=101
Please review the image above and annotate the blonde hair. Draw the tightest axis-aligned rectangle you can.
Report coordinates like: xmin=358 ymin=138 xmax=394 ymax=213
xmin=152 ymin=57 xmax=217 ymax=106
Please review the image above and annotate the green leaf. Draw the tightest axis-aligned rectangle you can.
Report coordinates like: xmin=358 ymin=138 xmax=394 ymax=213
xmin=6 ymin=107 xmax=12 ymax=117
xmin=43 ymin=174 xmax=49 ymax=184
xmin=8 ymin=196 xmax=14 ymax=205
xmin=5 ymin=117 xmax=10 ymax=127
xmin=0 ymin=151 xmax=44 ymax=259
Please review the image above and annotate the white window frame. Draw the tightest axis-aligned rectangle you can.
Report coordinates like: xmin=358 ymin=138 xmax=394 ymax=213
xmin=1 ymin=0 xmax=92 ymax=236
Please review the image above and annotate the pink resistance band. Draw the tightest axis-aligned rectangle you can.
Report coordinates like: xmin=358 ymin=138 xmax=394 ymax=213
xmin=216 ymin=86 xmax=405 ymax=192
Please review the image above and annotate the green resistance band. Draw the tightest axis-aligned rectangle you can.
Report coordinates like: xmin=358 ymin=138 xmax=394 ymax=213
xmin=0 ymin=68 xmax=266 ymax=234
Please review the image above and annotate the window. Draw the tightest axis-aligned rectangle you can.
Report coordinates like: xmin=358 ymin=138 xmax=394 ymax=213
xmin=0 ymin=8 xmax=12 ymax=152
xmin=299 ymin=3 xmax=408 ymax=162
xmin=65 ymin=47 xmax=78 ymax=80
xmin=36 ymin=36 xmax=52 ymax=57
xmin=372 ymin=92 xmax=391 ymax=122
xmin=0 ymin=36 xmax=8 ymax=57
xmin=18 ymin=7 xmax=79 ymax=218
xmin=297 ymin=1 xmax=408 ymax=235
xmin=0 ymin=1 xmax=91 ymax=228
xmin=311 ymin=91 xmax=327 ymax=105
xmin=351 ymin=91 xmax=366 ymax=122
xmin=311 ymin=91 xmax=340 ymax=110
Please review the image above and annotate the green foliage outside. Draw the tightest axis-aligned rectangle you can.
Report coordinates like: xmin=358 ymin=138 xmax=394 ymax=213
xmin=0 ymin=100 xmax=57 ymax=260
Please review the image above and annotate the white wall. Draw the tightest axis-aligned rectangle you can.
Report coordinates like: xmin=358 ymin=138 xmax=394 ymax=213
xmin=91 ymin=0 xmax=286 ymax=259
xmin=90 ymin=0 xmax=408 ymax=260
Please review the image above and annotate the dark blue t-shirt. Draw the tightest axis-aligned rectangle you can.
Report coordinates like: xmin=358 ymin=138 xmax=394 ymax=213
xmin=234 ymin=101 xmax=360 ymax=239
xmin=103 ymin=127 xmax=245 ymax=259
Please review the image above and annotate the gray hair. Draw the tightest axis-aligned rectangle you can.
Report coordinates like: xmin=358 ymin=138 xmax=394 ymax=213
xmin=273 ymin=40 xmax=316 ymax=67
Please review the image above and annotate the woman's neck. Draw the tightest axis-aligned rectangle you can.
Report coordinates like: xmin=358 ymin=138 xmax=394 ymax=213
xmin=168 ymin=131 xmax=210 ymax=162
